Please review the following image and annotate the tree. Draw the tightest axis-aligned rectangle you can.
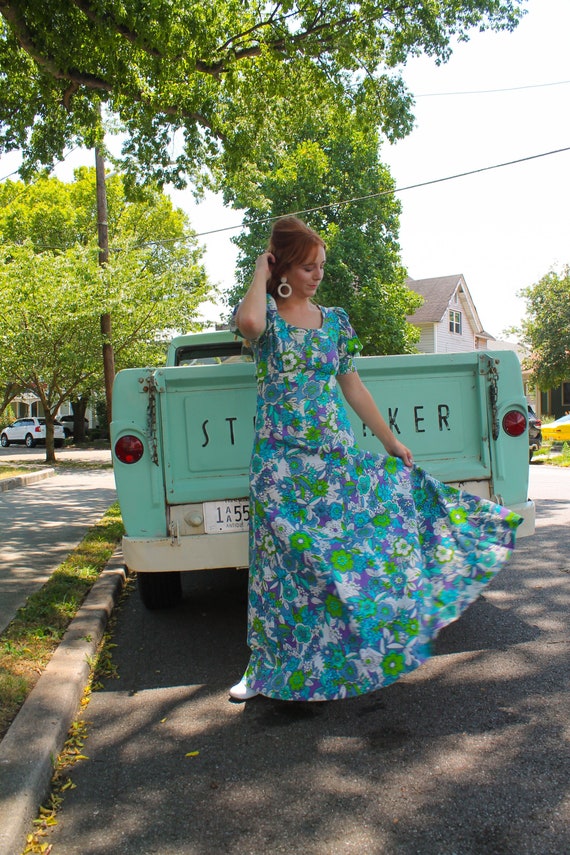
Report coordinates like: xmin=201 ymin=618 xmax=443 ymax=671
xmin=0 ymin=171 xmax=210 ymax=460
xmin=517 ymin=265 xmax=570 ymax=390
xmin=226 ymin=108 xmax=422 ymax=354
xmin=0 ymin=1 xmax=524 ymax=190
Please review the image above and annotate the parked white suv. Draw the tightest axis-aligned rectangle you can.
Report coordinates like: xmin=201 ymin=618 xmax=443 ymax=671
xmin=0 ymin=417 xmax=65 ymax=448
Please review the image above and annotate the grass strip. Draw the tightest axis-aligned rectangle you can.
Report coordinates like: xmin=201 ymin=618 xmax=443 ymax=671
xmin=533 ymin=440 xmax=570 ymax=467
xmin=0 ymin=502 xmax=124 ymax=741
xmin=0 ymin=466 xmax=29 ymax=479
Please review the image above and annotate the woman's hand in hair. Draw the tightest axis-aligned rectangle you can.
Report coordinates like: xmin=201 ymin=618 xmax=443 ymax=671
xmin=235 ymin=252 xmax=274 ymax=340
xmin=255 ymin=251 xmax=275 ymax=281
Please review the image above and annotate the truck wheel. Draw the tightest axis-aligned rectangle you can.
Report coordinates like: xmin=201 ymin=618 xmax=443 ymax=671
xmin=0 ymin=434 xmax=9 ymax=447
xmin=25 ymin=433 xmax=36 ymax=448
xmin=138 ymin=571 xmax=182 ymax=609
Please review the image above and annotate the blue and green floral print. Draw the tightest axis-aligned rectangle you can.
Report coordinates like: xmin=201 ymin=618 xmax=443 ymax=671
xmin=234 ymin=296 xmax=521 ymax=701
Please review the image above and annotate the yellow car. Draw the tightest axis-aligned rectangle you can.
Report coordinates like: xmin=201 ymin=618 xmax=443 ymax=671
xmin=541 ymin=414 xmax=570 ymax=442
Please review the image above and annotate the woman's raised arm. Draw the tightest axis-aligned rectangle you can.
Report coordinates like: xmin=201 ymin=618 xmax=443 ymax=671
xmin=234 ymin=252 xmax=274 ymax=340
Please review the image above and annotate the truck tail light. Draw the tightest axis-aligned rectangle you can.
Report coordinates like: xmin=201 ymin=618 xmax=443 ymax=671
xmin=35 ymin=426 xmax=41 ymax=432
xmin=502 ymin=410 xmax=527 ymax=437
xmin=115 ymin=435 xmax=144 ymax=464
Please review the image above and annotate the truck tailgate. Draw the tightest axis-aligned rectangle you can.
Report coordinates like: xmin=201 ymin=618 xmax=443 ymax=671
xmin=355 ymin=352 xmax=492 ymax=483
xmin=154 ymin=351 xmax=497 ymax=506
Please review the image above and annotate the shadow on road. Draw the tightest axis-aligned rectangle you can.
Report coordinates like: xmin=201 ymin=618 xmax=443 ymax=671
xmin=45 ymin=522 xmax=569 ymax=855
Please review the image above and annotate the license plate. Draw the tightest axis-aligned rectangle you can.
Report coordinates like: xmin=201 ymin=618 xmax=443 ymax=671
xmin=203 ymin=499 xmax=250 ymax=534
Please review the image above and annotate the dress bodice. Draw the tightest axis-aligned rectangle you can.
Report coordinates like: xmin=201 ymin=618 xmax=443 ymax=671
xmin=249 ymin=296 xmax=362 ymax=451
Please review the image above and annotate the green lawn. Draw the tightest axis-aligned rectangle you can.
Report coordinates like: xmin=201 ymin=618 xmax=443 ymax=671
xmin=0 ymin=503 xmax=124 ymax=740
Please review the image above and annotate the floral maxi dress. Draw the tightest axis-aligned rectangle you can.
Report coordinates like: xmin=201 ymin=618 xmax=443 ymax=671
xmin=237 ymin=296 xmax=522 ymax=701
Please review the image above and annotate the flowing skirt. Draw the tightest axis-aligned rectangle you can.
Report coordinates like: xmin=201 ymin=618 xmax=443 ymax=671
xmin=243 ymin=447 xmax=521 ymax=701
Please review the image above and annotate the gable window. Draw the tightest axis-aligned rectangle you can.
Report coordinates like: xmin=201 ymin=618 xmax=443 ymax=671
xmin=449 ymin=309 xmax=462 ymax=334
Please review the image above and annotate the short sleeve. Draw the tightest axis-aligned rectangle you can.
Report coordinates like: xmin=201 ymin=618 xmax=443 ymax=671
xmin=336 ymin=308 xmax=363 ymax=374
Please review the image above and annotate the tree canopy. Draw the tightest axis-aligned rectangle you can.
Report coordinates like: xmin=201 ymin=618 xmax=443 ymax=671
xmin=517 ymin=265 xmax=570 ymax=390
xmin=0 ymin=169 xmax=210 ymax=459
xmin=226 ymin=106 xmax=422 ymax=354
xmin=0 ymin=0 xmax=525 ymax=191
xmin=0 ymin=169 xmax=211 ymax=367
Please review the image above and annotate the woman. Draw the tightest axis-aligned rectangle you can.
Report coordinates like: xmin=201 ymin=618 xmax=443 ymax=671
xmin=230 ymin=216 xmax=521 ymax=702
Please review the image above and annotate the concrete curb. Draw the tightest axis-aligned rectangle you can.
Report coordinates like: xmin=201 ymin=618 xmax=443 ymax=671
xmin=0 ymin=549 xmax=126 ymax=855
xmin=0 ymin=468 xmax=56 ymax=492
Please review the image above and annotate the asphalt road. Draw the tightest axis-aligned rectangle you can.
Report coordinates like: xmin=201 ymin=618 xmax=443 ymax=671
xmin=35 ymin=465 xmax=570 ymax=854
xmin=0 ymin=446 xmax=115 ymax=634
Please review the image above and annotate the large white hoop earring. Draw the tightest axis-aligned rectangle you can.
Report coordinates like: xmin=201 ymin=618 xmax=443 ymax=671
xmin=277 ymin=276 xmax=292 ymax=298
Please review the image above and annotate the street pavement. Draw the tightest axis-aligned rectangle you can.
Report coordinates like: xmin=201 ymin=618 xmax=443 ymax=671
xmin=0 ymin=447 xmax=116 ymax=634
xmin=18 ymin=463 xmax=570 ymax=855
xmin=0 ymin=459 xmax=568 ymax=854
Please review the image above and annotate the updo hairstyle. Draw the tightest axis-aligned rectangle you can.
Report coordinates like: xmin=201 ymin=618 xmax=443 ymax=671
xmin=266 ymin=216 xmax=325 ymax=298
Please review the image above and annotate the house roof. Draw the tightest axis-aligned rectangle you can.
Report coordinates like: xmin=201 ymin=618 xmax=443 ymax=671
xmin=406 ymin=274 xmax=492 ymax=338
xmin=406 ymin=275 xmax=465 ymax=323
xmin=477 ymin=329 xmax=496 ymax=341
xmin=485 ymin=339 xmax=527 ymax=359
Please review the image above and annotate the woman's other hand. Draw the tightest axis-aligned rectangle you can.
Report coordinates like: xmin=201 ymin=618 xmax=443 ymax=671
xmin=384 ymin=437 xmax=414 ymax=468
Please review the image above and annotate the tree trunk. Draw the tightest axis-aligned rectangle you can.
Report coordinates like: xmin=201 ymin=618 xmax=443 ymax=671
xmin=71 ymin=396 xmax=89 ymax=443
xmin=44 ymin=414 xmax=56 ymax=465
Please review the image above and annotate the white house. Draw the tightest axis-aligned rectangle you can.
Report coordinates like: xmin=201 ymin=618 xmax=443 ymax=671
xmin=405 ymin=274 xmax=543 ymax=409
xmin=406 ymin=274 xmax=495 ymax=353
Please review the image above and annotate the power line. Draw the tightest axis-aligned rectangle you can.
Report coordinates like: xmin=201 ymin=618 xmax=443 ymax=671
xmin=190 ymin=145 xmax=570 ymax=239
xmin=0 ymin=145 xmax=82 ymax=184
xmin=0 ymin=167 xmax=21 ymax=182
xmin=2 ymin=145 xmax=568 ymax=251
xmin=416 ymin=79 xmax=570 ymax=97
xmin=1 ymin=82 xmax=566 ymax=182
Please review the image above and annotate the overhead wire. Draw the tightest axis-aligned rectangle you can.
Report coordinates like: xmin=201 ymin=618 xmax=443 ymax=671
xmin=415 ymin=79 xmax=570 ymax=97
xmin=0 ymin=145 xmax=82 ymax=185
xmin=1 ymin=79 xmax=567 ymax=182
xmin=1 ymin=145 xmax=568 ymax=251
xmin=188 ymin=146 xmax=570 ymax=241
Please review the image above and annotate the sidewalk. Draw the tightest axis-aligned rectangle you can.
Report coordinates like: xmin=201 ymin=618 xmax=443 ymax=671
xmin=0 ymin=465 xmax=116 ymax=634
xmin=0 ymin=461 xmax=124 ymax=855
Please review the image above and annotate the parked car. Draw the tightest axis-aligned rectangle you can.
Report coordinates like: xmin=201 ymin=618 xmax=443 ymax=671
xmin=59 ymin=414 xmax=89 ymax=438
xmin=0 ymin=417 xmax=65 ymax=448
xmin=527 ymin=405 xmax=542 ymax=461
xmin=541 ymin=413 xmax=570 ymax=442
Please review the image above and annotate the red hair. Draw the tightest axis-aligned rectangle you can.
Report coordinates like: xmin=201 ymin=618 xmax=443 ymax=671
xmin=266 ymin=216 xmax=325 ymax=297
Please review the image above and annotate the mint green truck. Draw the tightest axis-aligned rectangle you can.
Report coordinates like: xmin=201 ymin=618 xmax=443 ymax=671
xmin=111 ymin=331 xmax=535 ymax=609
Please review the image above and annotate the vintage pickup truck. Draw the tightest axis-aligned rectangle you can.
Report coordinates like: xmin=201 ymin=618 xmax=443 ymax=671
xmin=111 ymin=330 xmax=535 ymax=609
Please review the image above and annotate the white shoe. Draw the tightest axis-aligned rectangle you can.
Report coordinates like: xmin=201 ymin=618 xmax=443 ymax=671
xmin=229 ymin=677 xmax=259 ymax=700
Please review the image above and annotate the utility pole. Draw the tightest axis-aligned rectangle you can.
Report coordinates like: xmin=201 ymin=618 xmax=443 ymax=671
xmin=95 ymin=140 xmax=115 ymax=430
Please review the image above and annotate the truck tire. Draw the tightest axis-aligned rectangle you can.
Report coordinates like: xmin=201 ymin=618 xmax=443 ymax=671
xmin=138 ymin=571 xmax=182 ymax=609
